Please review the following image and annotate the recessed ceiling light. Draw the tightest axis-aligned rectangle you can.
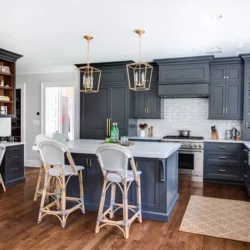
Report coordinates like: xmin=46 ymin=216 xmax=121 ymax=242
xmin=206 ymin=47 xmax=222 ymax=54
xmin=238 ymin=42 xmax=244 ymax=48
xmin=120 ymin=55 xmax=127 ymax=59
xmin=211 ymin=14 xmax=223 ymax=20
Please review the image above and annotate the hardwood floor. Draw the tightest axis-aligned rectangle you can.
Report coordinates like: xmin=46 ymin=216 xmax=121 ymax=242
xmin=0 ymin=168 xmax=250 ymax=250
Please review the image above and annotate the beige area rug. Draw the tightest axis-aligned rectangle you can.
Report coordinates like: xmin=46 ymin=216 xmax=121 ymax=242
xmin=179 ymin=195 xmax=250 ymax=243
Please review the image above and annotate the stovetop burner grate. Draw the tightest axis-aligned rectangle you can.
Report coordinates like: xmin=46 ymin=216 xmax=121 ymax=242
xmin=163 ymin=136 xmax=204 ymax=140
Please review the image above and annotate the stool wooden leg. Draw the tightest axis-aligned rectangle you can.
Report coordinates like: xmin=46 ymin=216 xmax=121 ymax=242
xmin=123 ymin=181 xmax=129 ymax=239
xmin=60 ymin=175 xmax=66 ymax=228
xmin=34 ymin=164 xmax=43 ymax=201
xmin=137 ymin=176 xmax=142 ymax=223
xmin=38 ymin=172 xmax=50 ymax=224
xmin=78 ymin=170 xmax=85 ymax=214
xmin=110 ymin=183 xmax=116 ymax=219
xmin=95 ymin=179 xmax=108 ymax=234
xmin=55 ymin=178 xmax=60 ymax=210
xmin=0 ymin=174 xmax=6 ymax=192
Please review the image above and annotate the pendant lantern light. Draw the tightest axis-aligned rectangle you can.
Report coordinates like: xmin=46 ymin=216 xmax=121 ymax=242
xmin=78 ymin=35 xmax=101 ymax=93
xmin=126 ymin=29 xmax=153 ymax=91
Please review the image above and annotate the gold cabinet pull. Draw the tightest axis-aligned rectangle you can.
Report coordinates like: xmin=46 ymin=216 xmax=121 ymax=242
xmin=86 ymin=158 xmax=89 ymax=167
xmin=109 ymin=119 xmax=111 ymax=136
xmin=219 ymin=156 xmax=227 ymax=159
xmin=223 ymin=108 xmax=225 ymax=114
xmin=225 ymin=108 xmax=228 ymax=114
xmin=106 ymin=119 xmax=109 ymax=136
xmin=147 ymin=108 xmax=149 ymax=114
xmin=144 ymin=108 xmax=146 ymax=114
xmin=219 ymin=169 xmax=226 ymax=172
xmin=90 ymin=158 xmax=92 ymax=167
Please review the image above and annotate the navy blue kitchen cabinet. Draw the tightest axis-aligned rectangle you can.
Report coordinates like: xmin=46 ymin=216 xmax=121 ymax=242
xmin=0 ymin=145 xmax=25 ymax=187
xmin=134 ymin=65 xmax=163 ymax=119
xmin=67 ymin=151 xmax=179 ymax=222
xmin=204 ymin=142 xmax=243 ymax=183
xmin=209 ymin=58 xmax=243 ymax=120
xmin=241 ymin=54 xmax=250 ymax=140
xmin=76 ymin=61 xmax=137 ymax=139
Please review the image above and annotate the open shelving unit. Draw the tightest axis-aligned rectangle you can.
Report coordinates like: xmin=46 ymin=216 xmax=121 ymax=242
xmin=0 ymin=49 xmax=22 ymax=117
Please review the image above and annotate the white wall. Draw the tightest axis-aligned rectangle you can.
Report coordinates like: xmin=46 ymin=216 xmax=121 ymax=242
xmin=17 ymin=70 xmax=79 ymax=167
xmin=137 ymin=98 xmax=242 ymax=139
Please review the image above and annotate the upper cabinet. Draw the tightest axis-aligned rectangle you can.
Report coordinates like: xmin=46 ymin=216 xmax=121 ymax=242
xmin=0 ymin=49 xmax=22 ymax=117
xmin=241 ymin=54 xmax=250 ymax=140
xmin=134 ymin=65 xmax=163 ymax=119
xmin=209 ymin=58 xmax=244 ymax=120
xmin=211 ymin=64 xmax=242 ymax=82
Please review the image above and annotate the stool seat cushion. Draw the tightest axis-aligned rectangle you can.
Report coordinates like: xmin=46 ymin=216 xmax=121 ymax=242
xmin=106 ymin=170 xmax=142 ymax=183
xmin=49 ymin=165 xmax=84 ymax=177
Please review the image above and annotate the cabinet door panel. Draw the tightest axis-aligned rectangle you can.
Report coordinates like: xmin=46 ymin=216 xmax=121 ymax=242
xmin=227 ymin=65 xmax=242 ymax=81
xmin=81 ymin=128 xmax=107 ymax=139
xmin=135 ymin=91 xmax=146 ymax=118
xmin=146 ymin=88 xmax=161 ymax=118
xmin=225 ymin=83 xmax=243 ymax=119
xmin=110 ymin=86 xmax=128 ymax=130
xmin=81 ymin=87 xmax=109 ymax=128
xmin=136 ymin=158 xmax=162 ymax=211
xmin=209 ymin=83 xmax=225 ymax=118
xmin=211 ymin=66 xmax=226 ymax=82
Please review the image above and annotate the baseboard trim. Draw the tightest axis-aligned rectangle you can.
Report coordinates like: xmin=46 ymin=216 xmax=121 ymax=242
xmin=25 ymin=160 xmax=40 ymax=168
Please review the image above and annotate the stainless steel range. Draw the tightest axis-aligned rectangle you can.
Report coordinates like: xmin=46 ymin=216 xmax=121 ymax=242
xmin=161 ymin=136 xmax=204 ymax=182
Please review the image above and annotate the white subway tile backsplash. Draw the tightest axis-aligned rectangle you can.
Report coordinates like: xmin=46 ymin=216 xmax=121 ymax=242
xmin=137 ymin=98 xmax=242 ymax=139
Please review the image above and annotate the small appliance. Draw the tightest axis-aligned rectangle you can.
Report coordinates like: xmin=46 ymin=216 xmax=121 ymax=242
xmin=225 ymin=130 xmax=232 ymax=140
xmin=231 ymin=127 xmax=240 ymax=140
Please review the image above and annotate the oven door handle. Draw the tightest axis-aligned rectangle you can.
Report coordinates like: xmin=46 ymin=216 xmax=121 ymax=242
xmin=179 ymin=150 xmax=203 ymax=153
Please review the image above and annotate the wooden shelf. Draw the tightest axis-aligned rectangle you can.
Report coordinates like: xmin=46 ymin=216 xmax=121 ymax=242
xmin=0 ymin=72 xmax=13 ymax=76
xmin=0 ymin=100 xmax=13 ymax=103
xmin=0 ymin=86 xmax=12 ymax=90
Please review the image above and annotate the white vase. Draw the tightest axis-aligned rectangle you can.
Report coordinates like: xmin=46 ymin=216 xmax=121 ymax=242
xmin=139 ymin=129 xmax=146 ymax=137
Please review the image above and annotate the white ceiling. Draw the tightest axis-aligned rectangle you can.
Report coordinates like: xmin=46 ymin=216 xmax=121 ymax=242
xmin=2 ymin=0 xmax=250 ymax=72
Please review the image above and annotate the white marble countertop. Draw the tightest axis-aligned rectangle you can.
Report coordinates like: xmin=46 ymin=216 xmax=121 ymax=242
xmin=204 ymin=139 xmax=250 ymax=149
xmin=64 ymin=139 xmax=181 ymax=159
xmin=129 ymin=136 xmax=162 ymax=141
xmin=0 ymin=142 xmax=25 ymax=147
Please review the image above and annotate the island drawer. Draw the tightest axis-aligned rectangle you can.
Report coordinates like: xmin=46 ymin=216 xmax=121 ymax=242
xmin=204 ymin=163 xmax=241 ymax=180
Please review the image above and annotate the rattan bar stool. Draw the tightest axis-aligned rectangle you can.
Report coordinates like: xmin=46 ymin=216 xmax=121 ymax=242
xmin=33 ymin=134 xmax=53 ymax=201
xmin=37 ymin=140 xmax=85 ymax=228
xmin=95 ymin=144 xmax=142 ymax=239
xmin=0 ymin=144 xmax=6 ymax=192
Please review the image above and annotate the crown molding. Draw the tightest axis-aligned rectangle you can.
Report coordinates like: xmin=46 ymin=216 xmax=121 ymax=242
xmin=16 ymin=65 xmax=77 ymax=75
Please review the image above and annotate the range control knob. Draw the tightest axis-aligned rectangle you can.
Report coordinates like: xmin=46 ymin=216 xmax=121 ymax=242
xmin=189 ymin=144 xmax=193 ymax=148
xmin=198 ymin=145 xmax=202 ymax=148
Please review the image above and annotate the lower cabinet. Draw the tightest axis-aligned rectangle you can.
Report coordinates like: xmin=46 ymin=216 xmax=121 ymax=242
xmin=66 ymin=153 xmax=179 ymax=221
xmin=0 ymin=145 xmax=25 ymax=187
xmin=204 ymin=142 xmax=243 ymax=182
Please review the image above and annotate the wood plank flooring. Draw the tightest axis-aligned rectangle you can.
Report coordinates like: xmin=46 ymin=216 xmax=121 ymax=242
xmin=0 ymin=168 xmax=250 ymax=250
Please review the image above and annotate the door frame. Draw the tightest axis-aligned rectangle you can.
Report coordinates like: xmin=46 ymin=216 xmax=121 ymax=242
xmin=16 ymin=83 xmax=26 ymax=161
xmin=41 ymin=81 xmax=80 ymax=139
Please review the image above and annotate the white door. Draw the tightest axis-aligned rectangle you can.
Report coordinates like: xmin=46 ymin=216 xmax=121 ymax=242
xmin=45 ymin=87 xmax=60 ymax=136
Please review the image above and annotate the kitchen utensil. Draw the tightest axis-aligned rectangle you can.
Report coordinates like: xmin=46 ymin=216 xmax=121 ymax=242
xmin=231 ymin=127 xmax=240 ymax=140
xmin=177 ymin=130 xmax=191 ymax=137
xmin=225 ymin=130 xmax=232 ymax=140
xmin=211 ymin=125 xmax=218 ymax=140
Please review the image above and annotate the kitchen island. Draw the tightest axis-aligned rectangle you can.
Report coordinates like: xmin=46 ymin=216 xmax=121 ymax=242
xmin=64 ymin=139 xmax=181 ymax=222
